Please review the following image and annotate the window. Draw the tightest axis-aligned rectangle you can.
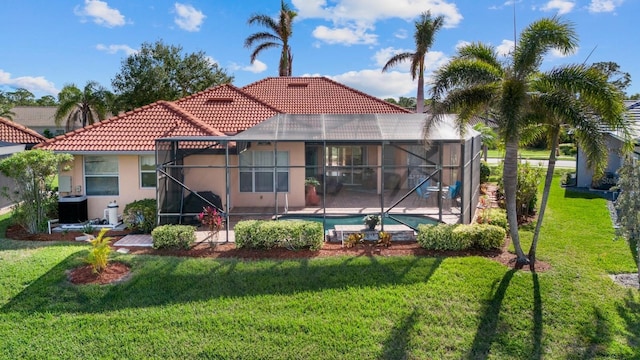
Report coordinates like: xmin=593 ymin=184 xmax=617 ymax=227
xmin=140 ymin=155 xmax=156 ymax=188
xmin=239 ymin=151 xmax=289 ymax=192
xmin=85 ymin=155 xmax=119 ymax=196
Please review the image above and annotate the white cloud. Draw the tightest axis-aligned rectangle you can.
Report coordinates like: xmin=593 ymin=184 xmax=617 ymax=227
xmin=293 ymin=0 xmax=463 ymax=46
xmin=394 ymin=29 xmax=408 ymax=39
xmin=312 ymin=24 xmax=377 ymax=45
xmin=455 ymin=40 xmax=471 ymax=51
xmin=174 ymin=3 xmax=206 ymax=32
xmin=0 ymin=70 xmax=59 ymax=96
xmin=373 ymin=47 xmax=409 ymax=68
xmin=496 ymin=39 xmax=515 ymax=57
xmin=588 ymin=0 xmax=624 ymax=13
xmin=550 ymin=47 xmax=578 ymax=58
xmin=229 ymin=60 xmax=267 ymax=74
xmin=541 ymin=0 xmax=575 ymax=15
xmin=326 ymin=69 xmax=417 ymax=99
xmin=74 ymin=0 xmax=126 ymax=27
xmin=96 ymin=44 xmax=137 ymax=56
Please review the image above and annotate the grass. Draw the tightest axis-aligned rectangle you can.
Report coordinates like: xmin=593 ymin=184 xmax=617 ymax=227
xmin=0 ymin=178 xmax=638 ymax=359
xmin=487 ymin=148 xmax=576 ymax=161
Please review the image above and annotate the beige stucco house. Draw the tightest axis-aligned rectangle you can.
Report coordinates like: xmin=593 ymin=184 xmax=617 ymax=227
xmin=37 ymin=77 xmax=481 ymax=230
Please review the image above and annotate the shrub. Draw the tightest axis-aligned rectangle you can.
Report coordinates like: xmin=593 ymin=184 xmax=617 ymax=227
xmin=86 ymin=228 xmax=112 ymax=273
xmin=472 ymin=224 xmax=506 ymax=250
xmin=453 ymin=224 xmax=505 ymax=250
xmin=234 ymin=220 xmax=323 ymax=251
xmin=123 ymin=199 xmax=157 ymax=234
xmin=480 ymin=161 xmax=491 ymax=183
xmin=416 ymin=224 xmax=471 ymax=251
xmin=558 ymin=143 xmax=577 ymax=156
xmin=151 ymin=225 xmax=196 ymax=249
xmin=417 ymin=223 xmax=506 ymax=251
xmin=496 ymin=162 xmax=542 ymax=220
xmin=344 ymin=233 xmax=363 ymax=248
xmin=476 ymin=208 xmax=508 ymax=230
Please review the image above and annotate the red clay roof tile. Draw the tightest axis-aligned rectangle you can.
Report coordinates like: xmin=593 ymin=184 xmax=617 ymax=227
xmin=241 ymin=77 xmax=411 ymax=114
xmin=0 ymin=117 xmax=46 ymax=144
xmin=37 ymin=77 xmax=409 ymax=152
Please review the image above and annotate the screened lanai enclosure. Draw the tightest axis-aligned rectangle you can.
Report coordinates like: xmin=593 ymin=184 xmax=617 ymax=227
xmin=156 ymin=113 xmax=482 ymax=241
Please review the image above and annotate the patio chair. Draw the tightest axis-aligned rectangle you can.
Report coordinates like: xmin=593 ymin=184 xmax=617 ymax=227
xmin=415 ymin=178 xmax=431 ymax=200
xmin=447 ymin=181 xmax=461 ymax=207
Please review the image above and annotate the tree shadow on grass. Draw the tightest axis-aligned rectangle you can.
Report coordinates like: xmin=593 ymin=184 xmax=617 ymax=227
xmin=379 ymin=308 xmax=418 ymax=359
xmin=467 ymin=269 xmax=516 ymax=359
xmin=616 ymin=290 xmax=640 ymax=357
xmin=1 ymin=251 xmax=443 ymax=315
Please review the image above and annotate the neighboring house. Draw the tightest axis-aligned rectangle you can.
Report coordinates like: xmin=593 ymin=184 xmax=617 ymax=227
xmin=10 ymin=106 xmax=65 ymax=137
xmin=0 ymin=117 xmax=47 ymax=208
xmin=575 ymin=100 xmax=640 ymax=189
xmin=37 ymin=77 xmax=481 ymax=228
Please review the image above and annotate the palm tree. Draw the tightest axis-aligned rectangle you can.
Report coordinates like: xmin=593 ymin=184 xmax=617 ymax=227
xmin=0 ymin=105 xmax=15 ymax=120
xmin=430 ymin=17 xmax=589 ymax=265
xmin=55 ymin=81 xmax=109 ymax=131
xmin=382 ymin=11 xmax=444 ymax=114
xmin=524 ymin=66 xmax=629 ymax=269
xmin=244 ymin=1 xmax=296 ymax=77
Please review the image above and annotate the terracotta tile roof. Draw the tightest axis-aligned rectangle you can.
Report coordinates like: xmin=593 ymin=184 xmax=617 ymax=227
xmin=36 ymin=101 xmax=223 ymax=152
xmin=0 ymin=117 xmax=46 ymax=144
xmin=241 ymin=77 xmax=411 ymax=114
xmin=174 ymin=84 xmax=279 ymax=134
xmin=38 ymin=77 xmax=410 ymax=152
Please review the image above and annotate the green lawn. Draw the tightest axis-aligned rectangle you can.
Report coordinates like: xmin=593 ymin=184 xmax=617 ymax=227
xmin=0 ymin=177 xmax=638 ymax=359
xmin=487 ymin=148 xmax=576 ymax=161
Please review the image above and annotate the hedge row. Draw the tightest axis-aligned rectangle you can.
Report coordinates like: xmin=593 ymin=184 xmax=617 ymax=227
xmin=475 ymin=208 xmax=508 ymax=230
xmin=234 ymin=220 xmax=323 ymax=251
xmin=416 ymin=223 xmax=506 ymax=251
xmin=151 ymin=225 xmax=196 ymax=249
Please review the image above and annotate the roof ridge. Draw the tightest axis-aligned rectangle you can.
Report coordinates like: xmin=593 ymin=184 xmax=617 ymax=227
xmin=34 ymin=100 xmax=170 ymax=149
xmin=0 ymin=116 xmax=46 ymax=141
xmin=159 ymin=101 xmax=225 ymax=136
xmin=174 ymin=83 xmax=231 ymax=103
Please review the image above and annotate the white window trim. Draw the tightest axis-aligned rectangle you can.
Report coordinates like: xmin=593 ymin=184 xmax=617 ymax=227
xmin=239 ymin=150 xmax=289 ymax=193
xmin=139 ymin=155 xmax=156 ymax=189
xmin=84 ymin=155 xmax=119 ymax=196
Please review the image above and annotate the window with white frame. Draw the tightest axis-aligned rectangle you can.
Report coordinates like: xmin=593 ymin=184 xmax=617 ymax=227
xmin=85 ymin=155 xmax=119 ymax=196
xmin=239 ymin=151 xmax=289 ymax=192
xmin=139 ymin=155 xmax=156 ymax=188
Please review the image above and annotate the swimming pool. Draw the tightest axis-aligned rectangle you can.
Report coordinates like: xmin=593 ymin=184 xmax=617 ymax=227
xmin=276 ymin=213 xmax=438 ymax=230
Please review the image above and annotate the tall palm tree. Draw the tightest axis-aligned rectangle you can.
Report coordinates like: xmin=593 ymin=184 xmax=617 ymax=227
xmin=382 ymin=11 xmax=444 ymax=114
xmin=55 ymin=81 xmax=109 ymax=131
xmin=0 ymin=105 xmax=15 ymax=120
xmin=244 ymin=1 xmax=296 ymax=77
xmin=524 ymin=66 xmax=629 ymax=269
xmin=430 ymin=17 xmax=587 ymax=265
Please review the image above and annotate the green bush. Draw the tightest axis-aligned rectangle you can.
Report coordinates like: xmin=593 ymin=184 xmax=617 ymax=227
xmin=417 ymin=223 xmax=506 ymax=251
xmin=480 ymin=161 xmax=491 ymax=183
xmin=453 ymin=224 xmax=505 ymax=250
xmin=558 ymin=143 xmax=577 ymax=156
xmin=123 ymin=198 xmax=157 ymax=234
xmin=151 ymin=225 xmax=196 ymax=249
xmin=416 ymin=224 xmax=470 ymax=250
xmin=475 ymin=208 xmax=508 ymax=230
xmin=234 ymin=220 xmax=323 ymax=251
xmin=496 ymin=162 xmax=542 ymax=219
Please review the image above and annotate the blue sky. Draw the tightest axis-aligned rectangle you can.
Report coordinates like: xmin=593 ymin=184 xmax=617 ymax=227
xmin=1 ymin=0 xmax=637 ymax=101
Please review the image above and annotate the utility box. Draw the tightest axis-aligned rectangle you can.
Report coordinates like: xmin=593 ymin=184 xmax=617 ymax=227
xmin=58 ymin=195 xmax=88 ymax=223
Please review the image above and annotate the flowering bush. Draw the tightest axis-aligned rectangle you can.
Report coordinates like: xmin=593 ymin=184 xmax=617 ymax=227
xmin=198 ymin=206 xmax=224 ymax=242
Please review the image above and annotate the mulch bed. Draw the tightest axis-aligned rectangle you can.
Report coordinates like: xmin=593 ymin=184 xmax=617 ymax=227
xmin=7 ymin=220 xmax=551 ymax=286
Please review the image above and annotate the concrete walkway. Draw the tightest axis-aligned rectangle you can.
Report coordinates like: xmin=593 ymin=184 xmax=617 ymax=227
xmin=114 ymin=230 xmax=236 ymax=247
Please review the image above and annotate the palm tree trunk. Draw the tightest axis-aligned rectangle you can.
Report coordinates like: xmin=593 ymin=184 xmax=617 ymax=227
xmin=529 ymin=129 xmax=559 ymax=271
xmin=504 ymin=137 xmax=529 ymax=264
xmin=416 ymin=69 xmax=425 ymax=114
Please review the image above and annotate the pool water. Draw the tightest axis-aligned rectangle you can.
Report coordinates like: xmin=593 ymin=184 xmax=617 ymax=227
xmin=277 ymin=214 xmax=437 ymax=230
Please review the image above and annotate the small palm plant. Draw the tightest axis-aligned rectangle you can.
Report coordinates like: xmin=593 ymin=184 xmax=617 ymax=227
xmin=86 ymin=228 xmax=112 ymax=274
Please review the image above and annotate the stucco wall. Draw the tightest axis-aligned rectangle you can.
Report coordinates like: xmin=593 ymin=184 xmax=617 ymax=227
xmin=59 ymin=154 xmax=156 ymax=220
xmin=576 ymin=135 xmax=624 ymax=188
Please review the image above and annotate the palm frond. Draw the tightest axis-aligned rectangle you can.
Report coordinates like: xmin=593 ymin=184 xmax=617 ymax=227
xmin=381 ymin=53 xmax=413 ymax=73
